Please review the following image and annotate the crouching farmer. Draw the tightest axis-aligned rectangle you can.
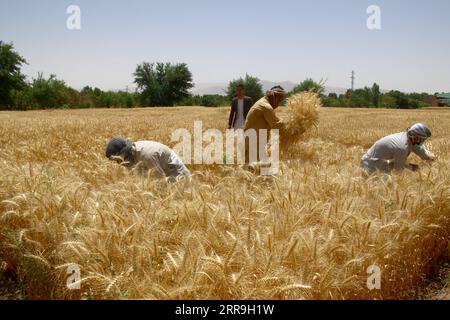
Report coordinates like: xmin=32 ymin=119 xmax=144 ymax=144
xmin=361 ymin=123 xmax=436 ymax=174
xmin=106 ymin=137 xmax=191 ymax=179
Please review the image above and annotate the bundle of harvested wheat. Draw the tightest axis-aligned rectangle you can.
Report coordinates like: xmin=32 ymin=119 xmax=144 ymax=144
xmin=280 ymin=92 xmax=321 ymax=150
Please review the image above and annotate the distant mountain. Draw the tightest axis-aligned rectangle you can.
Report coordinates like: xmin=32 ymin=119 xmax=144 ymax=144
xmin=191 ymin=80 xmax=348 ymax=96
xmin=260 ymin=80 xmax=297 ymax=92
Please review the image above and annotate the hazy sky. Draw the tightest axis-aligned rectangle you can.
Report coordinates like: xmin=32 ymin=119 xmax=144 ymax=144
xmin=1 ymin=0 xmax=449 ymax=93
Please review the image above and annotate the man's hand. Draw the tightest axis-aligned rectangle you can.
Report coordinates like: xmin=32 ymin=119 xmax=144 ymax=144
xmin=410 ymin=164 xmax=420 ymax=172
xmin=110 ymin=155 xmax=124 ymax=164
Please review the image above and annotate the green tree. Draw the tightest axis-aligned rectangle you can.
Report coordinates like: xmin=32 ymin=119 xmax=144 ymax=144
xmin=0 ymin=41 xmax=27 ymax=109
xmin=372 ymin=83 xmax=380 ymax=107
xmin=323 ymin=96 xmax=341 ymax=107
xmin=351 ymin=87 xmax=374 ymax=108
xmin=380 ymin=94 xmax=398 ymax=109
xmin=291 ymin=78 xmax=324 ymax=95
xmin=10 ymin=86 xmax=35 ymax=110
xmin=81 ymin=86 xmax=94 ymax=95
xmin=407 ymin=92 xmax=429 ymax=103
xmin=226 ymin=74 xmax=264 ymax=102
xmin=30 ymin=73 xmax=69 ymax=109
xmin=65 ymin=87 xmax=82 ymax=107
xmin=176 ymin=94 xmax=229 ymax=107
xmin=200 ymin=95 xmax=229 ymax=107
xmin=79 ymin=86 xmax=139 ymax=108
xmin=386 ymin=90 xmax=411 ymax=109
xmin=133 ymin=62 xmax=193 ymax=106
xmin=328 ymin=93 xmax=338 ymax=99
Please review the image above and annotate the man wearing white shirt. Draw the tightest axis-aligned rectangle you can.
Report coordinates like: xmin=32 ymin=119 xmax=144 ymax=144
xmin=228 ymin=84 xmax=253 ymax=130
xmin=361 ymin=123 xmax=436 ymax=174
xmin=106 ymin=137 xmax=191 ymax=180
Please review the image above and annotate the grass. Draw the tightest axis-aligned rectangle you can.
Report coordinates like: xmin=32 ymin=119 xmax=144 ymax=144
xmin=0 ymin=106 xmax=449 ymax=299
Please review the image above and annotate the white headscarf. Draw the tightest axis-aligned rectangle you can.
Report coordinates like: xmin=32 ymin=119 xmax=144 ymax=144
xmin=407 ymin=123 xmax=432 ymax=138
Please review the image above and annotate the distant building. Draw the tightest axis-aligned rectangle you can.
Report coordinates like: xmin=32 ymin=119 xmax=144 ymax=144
xmin=425 ymin=93 xmax=450 ymax=107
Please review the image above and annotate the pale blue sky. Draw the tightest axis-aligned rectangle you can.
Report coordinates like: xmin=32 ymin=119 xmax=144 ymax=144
xmin=1 ymin=0 xmax=449 ymax=93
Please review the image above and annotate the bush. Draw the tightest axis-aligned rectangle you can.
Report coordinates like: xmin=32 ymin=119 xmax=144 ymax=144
xmin=11 ymin=87 xmax=37 ymax=110
xmin=383 ymin=91 xmax=429 ymax=109
xmin=176 ymin=95 xmax=229 ymax=107
xmin=323 ymin=96 xmax=341 ymax=107
xmin=10 ymin=73 xmax=70 ymax=110
xmin=29 ymin=73 xmax=69 ymax=109
xmin=380 ymin=94 xmax=398 ymax=109
xmin=79 ymin=86 xmax=139 ymax=108
xmin=200 ymin=95 xmax=229 ymax=107
xmin=322 ymin=86 xmax=429 ymax=109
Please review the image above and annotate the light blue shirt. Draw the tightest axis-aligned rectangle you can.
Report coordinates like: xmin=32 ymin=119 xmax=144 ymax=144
xmin=361 ymin=132 xmax=432 ymax=173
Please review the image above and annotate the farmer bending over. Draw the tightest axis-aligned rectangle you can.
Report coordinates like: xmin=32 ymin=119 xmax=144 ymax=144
xmin=361 ymin=123 xmax=436 ymax=174
xmin=106 ymin=137 xmax=191 ymax=179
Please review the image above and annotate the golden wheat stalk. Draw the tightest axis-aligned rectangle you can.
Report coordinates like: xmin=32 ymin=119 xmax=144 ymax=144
xmin=280 ymin=92 xmax=320 ymax=152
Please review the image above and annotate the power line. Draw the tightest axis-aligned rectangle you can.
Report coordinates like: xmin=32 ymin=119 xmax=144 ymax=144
xmin=351 ymin=71 xmax=355 ymax=91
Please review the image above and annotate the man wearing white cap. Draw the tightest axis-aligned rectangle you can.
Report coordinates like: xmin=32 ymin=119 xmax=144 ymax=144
xmin=361 ymin=123 xmax=437 ymax=174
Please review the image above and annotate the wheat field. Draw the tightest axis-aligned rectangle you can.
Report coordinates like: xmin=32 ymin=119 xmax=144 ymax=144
xmin=0 ymin=106 xmax=449 ymax=300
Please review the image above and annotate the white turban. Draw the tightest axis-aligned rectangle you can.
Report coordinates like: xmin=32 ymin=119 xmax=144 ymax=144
xmin=407 ymin=123 xmax=432 ymax=138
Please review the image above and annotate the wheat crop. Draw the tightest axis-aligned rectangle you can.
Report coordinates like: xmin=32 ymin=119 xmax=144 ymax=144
xmin=280 ymin=92 xmax=320 ymax=154
xmin=0 ymin=106 xmax=449 ymax=299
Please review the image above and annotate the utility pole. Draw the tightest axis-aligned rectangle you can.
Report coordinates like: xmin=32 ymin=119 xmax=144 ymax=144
xmin=351 ymin=71 xmax=355 ymax=92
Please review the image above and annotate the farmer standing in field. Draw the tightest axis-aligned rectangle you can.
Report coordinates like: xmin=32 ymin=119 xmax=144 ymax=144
xmin=243 ymin=86 xmax=285 ymax=164
xmin=106 ymin=137 xmax=191 ymax=179
xmin=228 ymin=84 xmax=253 ymax=130
xmin=361 ymin=123 xmax=436 ymax=174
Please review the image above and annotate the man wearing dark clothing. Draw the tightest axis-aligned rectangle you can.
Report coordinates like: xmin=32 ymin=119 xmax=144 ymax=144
xmin=228 ymin=84 xmax=253 ymax=130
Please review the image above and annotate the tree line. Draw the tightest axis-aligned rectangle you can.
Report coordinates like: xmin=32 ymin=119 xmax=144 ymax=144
xmin=0 ymin=41 xmax=432 ymax=110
